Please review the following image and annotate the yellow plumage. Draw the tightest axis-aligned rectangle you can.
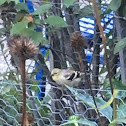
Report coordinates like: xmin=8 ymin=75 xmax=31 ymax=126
xmin=51 ymin=68 xmax=84 ymax=87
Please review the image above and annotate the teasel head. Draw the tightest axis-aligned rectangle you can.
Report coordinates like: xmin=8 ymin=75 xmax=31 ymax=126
xmin=70 ymin=31 xmax=87 ymax=51
xmin=8 ymin=35 xmax=39 ymax=60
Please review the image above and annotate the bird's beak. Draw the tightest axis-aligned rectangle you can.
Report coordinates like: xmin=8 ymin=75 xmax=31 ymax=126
xmin=50 ymin=73 xmax=54 ymax=77
xmin=48 ymin=73 xmax=55 ymax=82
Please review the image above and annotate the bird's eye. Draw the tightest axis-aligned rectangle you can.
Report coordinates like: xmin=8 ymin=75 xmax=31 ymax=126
xmin=51 ymin=73 xmax=56 ymax=76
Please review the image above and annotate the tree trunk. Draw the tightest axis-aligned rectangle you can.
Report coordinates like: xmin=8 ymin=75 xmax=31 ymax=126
xmin=92 ymin=22 xmax=100 ymax=88
xmin=115 ymin=1 xmax=126 ymax=84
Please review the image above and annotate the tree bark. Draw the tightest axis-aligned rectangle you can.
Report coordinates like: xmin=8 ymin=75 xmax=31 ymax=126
xmin=92 ymin=22 xmax=100 ymax=87
xmin=115 ymin=1 xmax=126 ymax=84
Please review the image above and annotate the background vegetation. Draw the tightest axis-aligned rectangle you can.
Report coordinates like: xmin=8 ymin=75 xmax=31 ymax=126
xmin=0 ymin=0 xmax=126 ymax=126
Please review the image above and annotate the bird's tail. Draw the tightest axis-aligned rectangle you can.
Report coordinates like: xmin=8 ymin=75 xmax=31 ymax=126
xmin=80 ymin=72 xmax=85 ymax=76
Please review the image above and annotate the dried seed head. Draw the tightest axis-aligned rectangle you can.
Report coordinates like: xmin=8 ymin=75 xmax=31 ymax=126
xmin=70 ymin=32 xmax=87 ymax=51
xmin=26 ymin=113 xmax=34 ymax=126
xmin=8 ymin=35 xmax=39 ymax=60
xmin=20 ymin=113 xmax=34 ymax=126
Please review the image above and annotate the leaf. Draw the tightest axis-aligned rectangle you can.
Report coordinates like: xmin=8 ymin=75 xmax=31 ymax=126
xmin=15 ymin=12 xmax=26 ymax=22
xmin=32 ymin=3 xmax=51 ymax=15
xmin=2 ymin=85 xmax=12 ymax=93
xmin=17 ymin=28 xmax=46 ymax=44
xmin=100 ymin=89 xmax=118 ymax=109
xmin=112 ymin=79 xmax=126 ymax=99
xmin=77 ymin=5 xmax=93 ymax=18
xmin=15 ymin=2 xmax=29 ymax=12
xmin=0 ymin=28 xmax=7 ymax=34
xmin=61 ymin=117 xmax=98 ymax=126
xmin=103 ymin=79 xmax=126 ymax=99
xmin=108 ymin=0 xmax=122 ymax=11
xmin=0 ymin=0 xmax=19 ymax=5
xmin=0 ymin=43 xmax=4 ymax=51
xmin=8 ymin=0 xmax=19 ymax=4
xmin=66 ymin=85 xmax=113 ymax=122
xmin=42 ymin=93 xmax=51 ymax=103
xmin=117 ymin=103 xmax=126 ymax=119
xmin=109 ymin=118 xmax=126 ymax=126
xmin=39 ymin=105 xmax=51 ymax=117
xmin=63 ymin=0 xmax=75 ymax=8
xmin=44 ymin=50 xmax=49 ymax=61
xmin=45 ymin=15 xmax=67 ymax=27
xmin=0 ymin=0 xmax=7 ymax=6
xmin=114 ymin=37 xmax=126 ymax=54
xmin=29 ymin=31 xmax=44 ymax=43
xmin=10 ymin=20 xmax=30 ymax=35
xmin=30 ymin=84 xmax=39 ymax=92
xmin=123 ymin=6 xmax=126 ymax=17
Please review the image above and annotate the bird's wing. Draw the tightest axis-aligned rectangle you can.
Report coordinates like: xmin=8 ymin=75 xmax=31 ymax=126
xmin=62 ymin=70 xmax=81 ymax=81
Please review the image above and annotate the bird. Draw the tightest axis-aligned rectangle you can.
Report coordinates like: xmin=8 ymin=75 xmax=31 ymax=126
xmin=50 ymin=68 xmax=85 ymax=87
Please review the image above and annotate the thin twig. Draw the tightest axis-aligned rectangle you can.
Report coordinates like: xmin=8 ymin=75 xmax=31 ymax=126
xmin=26 ymin=60 xmax=34 ymax=73
xmin=0 ymin=45 xmax=11 ymax=71
xmin=0 ymin=38 xmax=7 ymax=44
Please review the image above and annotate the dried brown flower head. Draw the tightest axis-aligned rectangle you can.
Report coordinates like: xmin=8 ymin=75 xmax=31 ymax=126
xmin=8 ymin=35 xmax=39 ymax=59
xmin=70 ymin=31 xmax=87 ymax=51
xmin=26 ymin=113 xmax=34 ymax=126
xmin=20 ymin=112 xmax=34 ymax=126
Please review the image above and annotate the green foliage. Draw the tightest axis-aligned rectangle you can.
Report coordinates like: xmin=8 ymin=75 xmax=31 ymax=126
xmin=10 ymin=20 xmax=30 ymax=35
xmin=66 ymin=85 xmax=113 ymax=122
xmin=0 ymin=0 xmax=7 ymax=5
xmin=66 ymin=84 xmax=126 ymax=125
xmin=109 ymin=118 xmax=126 ymax=126
xmin=103 ymin=79 xmax=126 ymax=99
xmin=0 ymin=80 xmax=21 ymax=125
xmin=39 ymin=105 xmax=51 ymax=117
xmin=8 ymin=0 xmax=19 ymax=4
xmin=22 ymin=29 xmax=46 ymax=44
xmin=76 ymin=5 xmax=93 ymax=18
xmin=117 ymin=101 xmax=126 ymax=119
xmin=15 ymin=2 xmax=29 ymax=12
xmin=44 ymin=50 xmax=49 ymax=61
xmin=10 ymin=20 xmax=47 ymax=43
xmin=100 ymin=89 xmax=118 ymax=110
xmin=15 ymin=12 xmax=27 ymax=22
xmin=114 ymin=37 xmax=126 ymax=54
xmin=32 ymin=3 xmax=51 ymax=15
xmin=1 ymin=0 xmax=126 ymax=125
xmin=0 ymin=0 xmax=19 ymax=5
xmin=61 ymin=115 xmax=98 ymax=126
xmin=123 ymin=6 xmax=126 ymax=17
xmin=108 ymin=0 xmax=122 ymax=11
xmin=45 ymin=15 xmax=67 ymax=27
xmin=0 ymin=28 xmax=7 ymax=35
xmin=63 ymin=0 xmax=75 ymax=8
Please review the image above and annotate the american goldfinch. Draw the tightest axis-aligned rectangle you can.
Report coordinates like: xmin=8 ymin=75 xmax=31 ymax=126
xmin=51 ymin=68 xmax=84 ymax=87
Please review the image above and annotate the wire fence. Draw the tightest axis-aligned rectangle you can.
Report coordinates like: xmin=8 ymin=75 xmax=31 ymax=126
xmin=0 ymin=0 xmax=125 ymax=126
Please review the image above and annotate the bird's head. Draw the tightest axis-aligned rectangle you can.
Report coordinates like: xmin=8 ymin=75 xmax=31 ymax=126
xmin=51 ymin=68 xmax=61 ymax=77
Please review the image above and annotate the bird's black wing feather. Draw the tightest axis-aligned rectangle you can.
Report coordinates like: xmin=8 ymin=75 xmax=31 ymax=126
xmin=67 ymin=73 xmax=76 ymax=81
xmin=66 ymin=71 xmax=81 ymax=81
